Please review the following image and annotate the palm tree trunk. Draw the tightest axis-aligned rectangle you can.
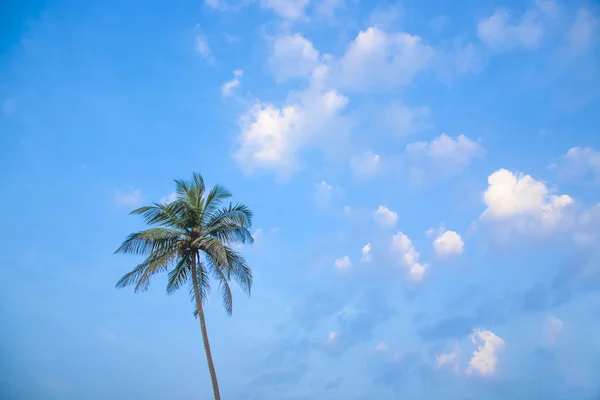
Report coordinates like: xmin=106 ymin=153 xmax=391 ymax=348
xmin=191 ymin=254 xmax=221 ymax=400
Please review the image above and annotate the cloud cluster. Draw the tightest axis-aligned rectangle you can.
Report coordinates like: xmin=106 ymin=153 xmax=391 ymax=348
xmin=374 ymin=206 xmax=398 ymax=228
xmin=233 ymin=23 xmax=480 ymax=178
xmin=466 ymin=329 xmax=505 ymax=376
xmin=481 ymin=168 xmax=575 ymax=233
xmin=334 ymin=255 xmax=351 ymax=271
xmin=391 ymin=232 xmax=428 ymax=281
xmin=433 ymin=230 xmax=464 ymax=257
xmin=477 ymin=1 xmax=555 ymax=51
xmin=233 ymin=75 xmax=350 ymax=178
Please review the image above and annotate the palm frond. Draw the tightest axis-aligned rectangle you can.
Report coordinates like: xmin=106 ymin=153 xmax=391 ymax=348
xmin=174 ymin=179 xmax=191 ymax=201
xmin=166 ymin=253 xmax=192 ymax=295
xmin=195 ymin=237 xmax=228 ymax=267
xmin=208 ymin=258 xmax=234 ymax=315
xmin=203 ymin=185 xmax=232 ymax=219
xmin=115 ymin=248 xmax=178 ymax=293
xmin=204 ymin=204 xmax=254 ymax=248
xmin=223 ymin=247 xmax=253 ymax=296
xmin=191 ymin=258 xmax=211 ymax=318
xmin=205 ymin=202 xmax=253 ymax=231
xmin=176 ymin=173 xmax=206 ymax=211
xmin=114 ymin=228 xmax=182 ymax=256
xmin=130 ymin=202 xmax=188 ymax=230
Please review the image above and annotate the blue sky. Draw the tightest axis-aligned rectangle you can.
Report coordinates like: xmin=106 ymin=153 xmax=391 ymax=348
xmin=1 ymin=0 xmax=600 ymax=399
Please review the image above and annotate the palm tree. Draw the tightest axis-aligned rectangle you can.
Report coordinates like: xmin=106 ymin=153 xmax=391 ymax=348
xmin=114 ymin=173 xmax=254 ymax=400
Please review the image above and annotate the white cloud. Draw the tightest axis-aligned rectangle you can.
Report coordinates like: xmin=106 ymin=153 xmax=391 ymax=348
xmin=233 ymin=65 xmax=350 ymax=179
xmin=466 ymin=329 xmax=505 ymax=376
xmin=567 ymin=8 xmax=599 ymax=56
xmin=270 ymin=34 xmax=320 ymax=81
xmin=553 ymin=146 xmax=600 ymax=184
xmin=260 ymin=0 xmax=310 ymax=20
xmin=477 ymin=1 xmax=556 ymax=51
xmin=195 ymin=34 xmax=211 ymax=58
xmin=160 ymin=192 xmax=177 ymax=204
xmin=374 ymin=342 xmax=389 ymax=352
xmin=361 ymin=243 xmax=372 ymax=263
xmin=547 ymin=315 xmax=564 ymax=345
xmin=234 ymin=103 xmax=301 ymax=176
xmin=334 ymin=26 xmax=434 ymax=91
xmin=481 ymin=169 xmax=574 ymax=232
xmin=114 ymin=187 xmax=143 ymax=207
xmin=435 ymin=349 xmax=460 ymax=372
xmin=222 ymin=69 xmax=243 ymax=96
xmin=334 ymin=255 xmax=351 ymax=271
xmin=406 ymin=133 xmax=482 ymax=170
xmin=391 ymin=232 xmax=429 ymax=281
xmin=374 ymin=205 xmax=398 ymax=228
xmin=433 ymin=230 xmax=464 ymax=257
xmin=350 ymin=151 xmax=381 ymax=179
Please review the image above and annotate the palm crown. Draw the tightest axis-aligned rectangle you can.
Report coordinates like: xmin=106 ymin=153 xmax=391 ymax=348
xmin=115 ymin=173 xmax=254 ymax=400
xmin=115 ymin=173 xmax=254 ymax=314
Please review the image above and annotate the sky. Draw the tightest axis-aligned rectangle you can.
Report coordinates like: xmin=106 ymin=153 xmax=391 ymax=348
xmin=1 ymin=0 xmax=600 ymax=399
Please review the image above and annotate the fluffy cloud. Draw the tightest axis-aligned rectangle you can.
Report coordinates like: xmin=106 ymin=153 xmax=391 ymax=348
xmin=334 ymin=26 xmax=434 ymax=91
xmin=361 ymin=243 xmax=372 ymax=263
xmin=391 ymin=232 xmax=428 ymax=281
xmin=270 ymin=34 xmax=320 ymax=81
xmin=234 ymin=103 xmax=300 ymax=176
xmin=222 ymin=69 xmax=243 ymax=96
xmin=481 ymin=169 xmax=575 ymax=232
xmin=406 ymin=133 xmax=482 ymax=171
xmin=233 ymin=74 xmax=350 ymax=178
xmin=466 ymin=329 xmax=505 ymax=376
xmin=334 ymin=256 xmax=351 ymax=271
xmin=350 ymin=151 xmax=381 ymax=179
xmin=477 ymin=0 xmax=557 ymax=51
xmin=433 ymin=230 xmax=464 ymax=257
xmin=374 ymin=206 xmax=398 ymax=228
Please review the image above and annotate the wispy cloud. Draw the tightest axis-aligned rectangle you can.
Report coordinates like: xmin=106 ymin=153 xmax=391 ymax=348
xmin=114 ymin=187 xmax=143 ymax=207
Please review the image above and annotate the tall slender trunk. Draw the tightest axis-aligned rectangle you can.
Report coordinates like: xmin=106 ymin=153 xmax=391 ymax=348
xmin=191 ymin=253 xmax=221 ymax=400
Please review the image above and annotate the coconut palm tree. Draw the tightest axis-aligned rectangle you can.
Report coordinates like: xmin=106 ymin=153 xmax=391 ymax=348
xmin=115 ymin=173 xmax=253 ymax=400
